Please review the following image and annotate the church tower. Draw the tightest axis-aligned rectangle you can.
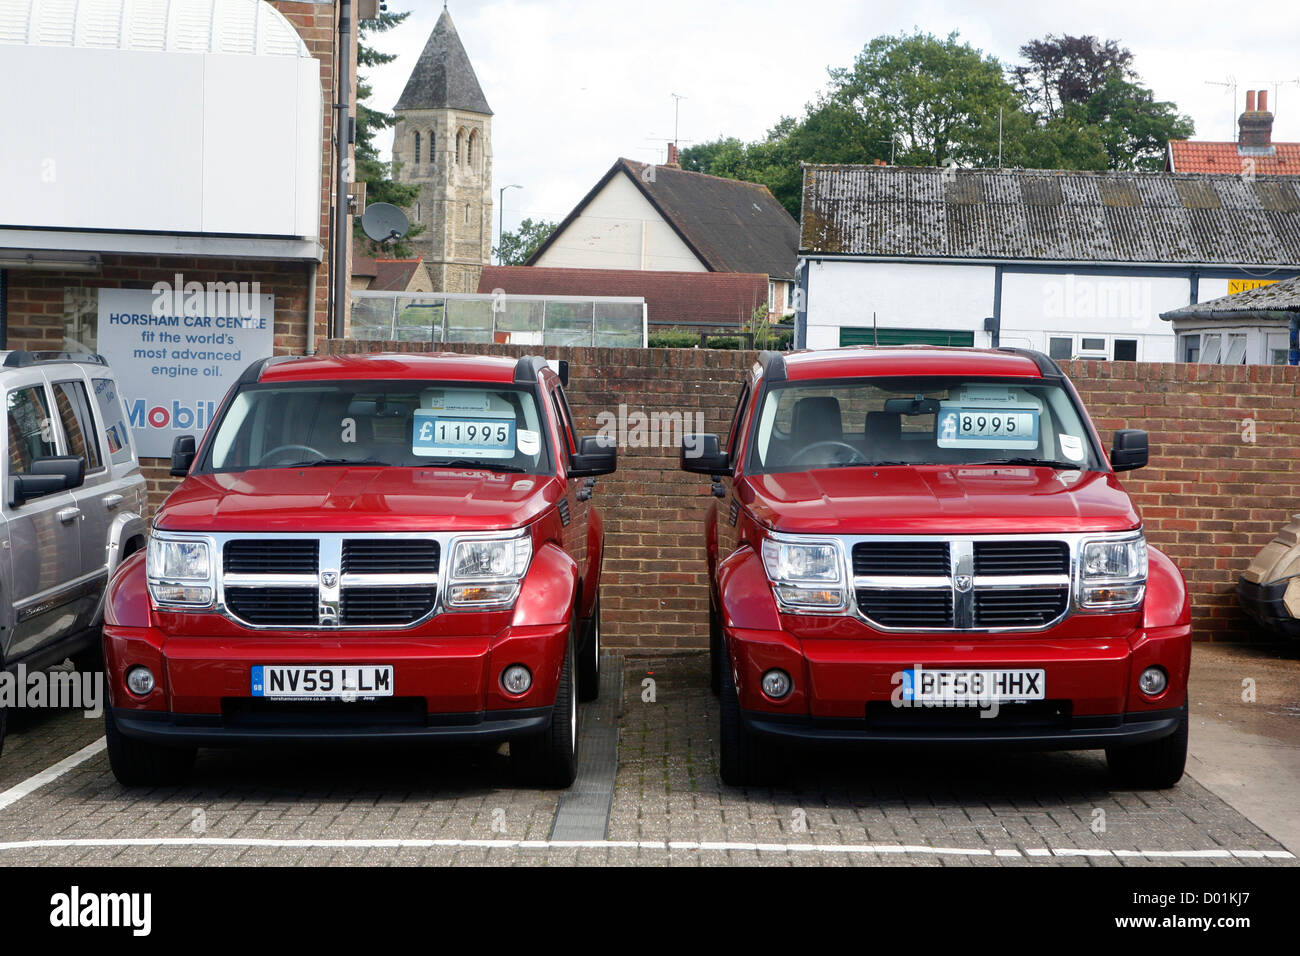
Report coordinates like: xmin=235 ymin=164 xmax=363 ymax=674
xmin=391 ymin=8 xmax=493 ymax=293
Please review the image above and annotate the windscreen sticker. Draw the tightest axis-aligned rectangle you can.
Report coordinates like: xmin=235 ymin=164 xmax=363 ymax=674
xmin=1059 ymin=434 xmax=1085 ymax=461
xmin=421 ymin=389 xmax=490 ymax=412
xmin=412 ymin=409 xmax=515 ymax=459
xmin=517 ymin=429 xmax=540 ymax=456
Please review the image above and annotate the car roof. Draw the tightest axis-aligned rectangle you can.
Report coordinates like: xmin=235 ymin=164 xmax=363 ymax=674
xmin=774 ymin=346 xmax=1050 ymax=381
xmin=255 ymin=352 xmax=530 ymax=385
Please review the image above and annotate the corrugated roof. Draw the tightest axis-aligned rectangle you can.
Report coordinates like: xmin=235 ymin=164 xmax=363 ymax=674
xmin=478 ymin=265 xmax=769 ymax=327
xmin=395 ymin=9 xmax=491 ymax=114
xmin=1161 ymin=275 xmax=1300 ymax=320
xmin=1169 ymin=140 xmax=1300 ymax=175
xmin=528 ymin=159 xmax=799 ymax=280
xmin=800 ymin=165 xmax=1300 ymax=266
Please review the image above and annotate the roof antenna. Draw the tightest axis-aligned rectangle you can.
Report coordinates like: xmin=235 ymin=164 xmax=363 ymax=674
xmin=873 ymin=311 xmax=878 ymax=346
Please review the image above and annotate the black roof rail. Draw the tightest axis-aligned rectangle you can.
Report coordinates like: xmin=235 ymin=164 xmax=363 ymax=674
xmin=993 ymin=346 xmax=1062 ymax=378
xmin=513 ymin=354 xmax=550 ymax=384
xmin=757 ymin=350 xmax=787 ymax=382
xmin=3 ymin=350 xmax=109 ymax=368
xmin=237 ymin=355 xmax=298 ymax=385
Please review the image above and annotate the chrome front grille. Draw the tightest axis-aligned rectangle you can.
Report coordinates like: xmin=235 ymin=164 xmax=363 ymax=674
xmin=850 ymin=537 xmax=1072 ymax=632
xmin=217 ymin=534 xmax=441 ymax=629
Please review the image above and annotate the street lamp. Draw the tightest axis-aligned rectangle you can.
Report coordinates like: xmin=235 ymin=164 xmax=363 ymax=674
xmin=498 ymin=184 xmax=522 ymax=264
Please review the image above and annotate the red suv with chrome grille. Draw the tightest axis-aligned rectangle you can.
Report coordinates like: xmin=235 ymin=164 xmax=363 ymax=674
xmin=682 ymin=346 xmax=1189 ymax=789
xmin=103 ymin=353 xmax=614 ymax=788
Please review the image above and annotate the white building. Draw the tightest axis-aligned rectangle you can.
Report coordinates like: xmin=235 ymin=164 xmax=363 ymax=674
xmin=797 ymin=165 xmax=1300 ymax=363
xmin=1161 ymin=275 xmax=1300 ymax=365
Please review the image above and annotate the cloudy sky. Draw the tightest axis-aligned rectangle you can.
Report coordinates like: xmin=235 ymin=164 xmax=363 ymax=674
xmin=364 ymin=0 xmax=1300 ymax=247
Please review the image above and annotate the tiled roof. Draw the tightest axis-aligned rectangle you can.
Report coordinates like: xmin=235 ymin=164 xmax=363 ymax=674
xmin=369 ymin=258 xmax=425 ymax=292
xmin=800 ymin=165 xmax=1300 ymax=266
xmin=395 ymin=9 xmax=491 ymax=114
xmin=1162 ymin=275 xmax=1300 ymax=319
xmin=1168 ymin=140 xmax=1300 ymax=174
xmin=528 ymin=159 xmax=800 ymax=280
xmin=478 ymin=266 xmax=770 ymax=327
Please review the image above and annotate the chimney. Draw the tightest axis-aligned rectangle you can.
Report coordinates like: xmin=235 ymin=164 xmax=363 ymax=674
xmin=664 ymin=142 xmax=680 ymax=168
xmin=1239 ymin=89 xmax=1275 ymax=149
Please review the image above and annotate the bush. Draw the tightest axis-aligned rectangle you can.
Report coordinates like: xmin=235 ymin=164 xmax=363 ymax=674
xmin=648 ymin=330 xmax=701 ymax=349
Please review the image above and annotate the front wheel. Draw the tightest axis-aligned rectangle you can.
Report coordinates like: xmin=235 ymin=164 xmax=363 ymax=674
xmin=718 ymin=651 xmax=770 ymax=787
xmin=105 ymin=709 xmax=195 ymax=787
xmin=1105 ymin=713 xmax=1188 ymax=789
xmin=510 ymin=627 xmax=579 ymax=788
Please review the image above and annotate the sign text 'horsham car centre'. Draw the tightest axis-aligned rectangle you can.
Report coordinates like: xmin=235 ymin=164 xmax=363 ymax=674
xmin=96 ymin=287 xmax=274 ymax=457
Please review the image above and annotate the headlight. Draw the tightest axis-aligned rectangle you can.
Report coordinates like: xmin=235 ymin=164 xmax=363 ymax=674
xmin=445 ymin=532 xmax=532 ymax=608
xmin=146 ymin=534 xmax=214 ymax=606
xmin=760 ymin=535 xmax=847 ymax=612
xmin=1078 ymin=532 xmax=1147 ymax=609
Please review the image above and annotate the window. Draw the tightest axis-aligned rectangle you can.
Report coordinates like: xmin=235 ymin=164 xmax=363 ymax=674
xmin=1224 ymin=334 xmax=1247 ymax=365
xmin=1181 ymin=334 xmax=1201 ymax=363
xmin=7 ymin=385 xmax=57 ymax=475
xmin=427 ymin=130 xmax=435 ymax=166
xmin=549 ymin=388 xmax=577 ymax=460
xmin=92 ymin=377 xmax=135 ymax=465
xmin=1048 ymin=337 xmax=1073 ymax=360
xmin=455 ymin=129 xmax=464 ymax=166
xmin=725 ymin=381 xmax=751 ymax=458
xmin=53 ymin=380 xmax=103 ymax=472
xmin=1200 ymin=335 xmax=1221 ymax=364
xmin=1272 ymin=348 xmax=1289 ymax=366
xmin=1113 ymin=339 xmax=1138 ymax=362
xmin=465 ymin=203 xmax=471 ymax=224
xmin=1080 ymin=337 xmax=1106 ymax=353
xmin=467 ymin=130 xmax=477 ymax=168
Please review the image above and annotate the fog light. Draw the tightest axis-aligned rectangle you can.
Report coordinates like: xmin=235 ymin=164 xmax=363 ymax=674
xmin=501 ymin=664 xmax=532 ymax=696
xmin=126 ymin=666 xmax=155 ymax=697
xmin=761 ymin=669 xmax=792 ymax=700
xmin=1139 ymin=666 xmax=1168 ymax=697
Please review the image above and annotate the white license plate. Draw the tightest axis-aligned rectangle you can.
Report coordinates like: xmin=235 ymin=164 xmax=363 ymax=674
xmin=251 ymin=665 xmax=394 ymax=700
xmin=903 ymin=668 xmax=1045 ymax=702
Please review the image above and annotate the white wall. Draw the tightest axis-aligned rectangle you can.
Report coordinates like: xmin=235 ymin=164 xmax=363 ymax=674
xmin=0 ymin=45 xmax=321 ymax=239
xmin=804 ymin=260 xmax=996 ymax=350
xmin=533 ymin=173 xmax=706 ymax=272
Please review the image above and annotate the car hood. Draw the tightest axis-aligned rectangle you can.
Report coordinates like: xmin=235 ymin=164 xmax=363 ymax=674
xmin=741 ymin=465 xmax=1140 ymax=535
xmin=155 ymin=467 xmax=561 ymax=533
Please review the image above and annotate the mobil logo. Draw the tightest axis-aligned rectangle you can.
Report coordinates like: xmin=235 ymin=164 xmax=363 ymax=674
xmin=126 ymin=398 xmax=217 ymax=431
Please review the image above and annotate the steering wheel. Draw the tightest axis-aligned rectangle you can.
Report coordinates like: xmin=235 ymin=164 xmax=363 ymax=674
xmin=260 ymin=444 xmax=327 ymax=467
xmin=791 ymin=440 xmax=870 ymax=466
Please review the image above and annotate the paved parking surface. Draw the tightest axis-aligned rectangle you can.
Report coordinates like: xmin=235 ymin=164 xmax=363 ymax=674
xmin=0 ymin=651 xmax=1294 ymax=866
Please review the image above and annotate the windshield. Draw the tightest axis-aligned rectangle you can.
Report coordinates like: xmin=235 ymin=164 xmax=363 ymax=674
xmin=747 ymin=376 xmax=1101 ymax=474
xmin=200 ymin=380 xmax=552 ymax=475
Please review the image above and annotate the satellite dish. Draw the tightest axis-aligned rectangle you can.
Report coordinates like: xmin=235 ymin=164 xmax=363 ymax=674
xmin=361 ymin=202 xmax=410 ymax=244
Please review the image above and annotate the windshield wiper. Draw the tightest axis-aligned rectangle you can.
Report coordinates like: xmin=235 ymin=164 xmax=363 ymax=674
xmin=288 ymin=457 xmax=388 ymax=467
xmin=424 ymin=459 xmax=527 ymax=474
xmin=968 ymin=457 xmax=1080 ymax=469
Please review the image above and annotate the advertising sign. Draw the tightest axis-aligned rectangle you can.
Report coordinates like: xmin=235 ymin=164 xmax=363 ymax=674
xmin=96 ymin=286 xmax=274 ymax=457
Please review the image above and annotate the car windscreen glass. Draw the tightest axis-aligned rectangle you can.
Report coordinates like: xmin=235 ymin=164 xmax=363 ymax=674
xmin=200 ymin=380 xmax=552 ymax=474
xmin=746 ymin=376 xmax=1101 ymax=474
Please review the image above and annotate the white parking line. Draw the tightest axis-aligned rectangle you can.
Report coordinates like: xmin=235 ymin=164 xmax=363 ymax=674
xmin=0 ymin=737 xmax=106 ymax=813
xmin=0 ymin=836 xmax=1291 ymax=860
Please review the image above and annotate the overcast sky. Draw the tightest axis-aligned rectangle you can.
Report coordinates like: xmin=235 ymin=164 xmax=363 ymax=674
xmin=365 ymin=0 xmax=1300 ymax=248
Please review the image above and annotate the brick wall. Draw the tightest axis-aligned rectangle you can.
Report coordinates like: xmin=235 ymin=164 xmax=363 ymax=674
xmin=318 ymin=341 xmax=1300 ymax=646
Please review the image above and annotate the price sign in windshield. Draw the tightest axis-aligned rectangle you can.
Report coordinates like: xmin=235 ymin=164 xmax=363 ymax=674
xmin=937 ymin=403 xmax=1039 ymax=450
xmin=413 ymin=410 xmax=515 ymax=459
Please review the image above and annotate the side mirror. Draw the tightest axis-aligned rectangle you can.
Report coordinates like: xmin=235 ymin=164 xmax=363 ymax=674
xmin=170 ymin=435 xmax=197 ymax=477
xmin=569 ymin=435 xmax=616 ymax=478
xmin=31 ymin=454 xmax=86 ymax=490
xmin=681 ymin=434 xmax=732 ymax=476
xmin=9 ymin=473 xmax=69 ymax=507
xmin=1111 ymin=429 xmax=1148 ymax=472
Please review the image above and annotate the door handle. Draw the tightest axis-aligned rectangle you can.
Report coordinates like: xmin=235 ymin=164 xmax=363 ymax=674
xmin=57 ymin=507 xmax=82 ymax=524
xmin=103 ymin=494 xmax=123 ymax=510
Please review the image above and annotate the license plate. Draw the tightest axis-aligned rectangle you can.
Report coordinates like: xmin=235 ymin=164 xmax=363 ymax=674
xmin=902 ymin=667 xmax=1045 ymax=702
xmin=251 ymin=665 xmax=394 ymax=700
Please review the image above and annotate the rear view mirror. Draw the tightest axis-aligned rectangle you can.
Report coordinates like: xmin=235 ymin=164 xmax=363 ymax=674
xmin=9 ymin=474 xmax=71 ymax=507
xmin=569 ymin=435 xmax=616 ymax=477
xmin=1111 ymin=429 xmax=1148 ymax=472
xmin=170 ymin=435 xmax=197 ymax=477
xmin=681 ymin=434 xmax=731 ymax=476
xmin=31 ymin=454 xmax=85 ymax=490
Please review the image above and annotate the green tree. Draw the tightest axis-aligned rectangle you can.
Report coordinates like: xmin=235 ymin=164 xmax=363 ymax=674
xmin=354 ymin=8 xmax=423 ymax=258
xmin=496 ymin=218 xmax=558 ymax=266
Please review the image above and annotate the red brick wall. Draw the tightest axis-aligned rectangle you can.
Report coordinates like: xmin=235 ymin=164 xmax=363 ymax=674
xmin=319 ymin=341 xmax=1300 ymax=646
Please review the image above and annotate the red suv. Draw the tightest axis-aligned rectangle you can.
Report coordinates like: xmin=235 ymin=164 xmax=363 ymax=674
xmin=103 ymin=353 xmax=614 ymax=788
xmin=683 ymin=347 xmax=1189 ymax=789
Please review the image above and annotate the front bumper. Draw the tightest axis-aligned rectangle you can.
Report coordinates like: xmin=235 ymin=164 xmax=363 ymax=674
xmin=1236 ymin=576 xmax=1300 ymax=638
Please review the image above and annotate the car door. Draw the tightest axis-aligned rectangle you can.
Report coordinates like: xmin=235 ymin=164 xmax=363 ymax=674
xmin=547 ymin=381 xmax=591 ymax=615
xmin=49 ymin=372 xmax=113 ymax=629
xmin=710 ymin=376 xmax=752 ymax=581
xmin=2 ymin=375 xmax=83 ymax=662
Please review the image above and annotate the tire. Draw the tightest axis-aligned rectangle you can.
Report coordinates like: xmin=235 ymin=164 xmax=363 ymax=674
xmin=104 ymin=708 xmax=196 ymax=787
xmin=708 ymin=599 xmax=723 ymax=698
xmin=718 ymin=648 xmax=767 ymax=787
xmin=71 ymin=628 xmax=105 ymax=674
xmin=1106 ymin=712 xmax=1188 ymax=789
xmin=510 ymin=625 xmax=579 ymax=788
xmin=577 ymin=593 xmax=601 ymax=703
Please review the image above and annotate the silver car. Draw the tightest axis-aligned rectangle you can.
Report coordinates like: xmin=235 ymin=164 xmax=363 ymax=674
xmin=0 ymin=351 xmax=147 ymax=756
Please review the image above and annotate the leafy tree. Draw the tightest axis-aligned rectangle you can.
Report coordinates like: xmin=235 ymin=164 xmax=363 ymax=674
xmin=1012 ymin=35 xmax=1135 ymax=120
xmin=497 ymin=218 xmax=558 ymax=266
xmin=354 ymin=8 xmax=423 ymax=258
xmin=1082 ymin=73 xmax=1195 ymax=170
